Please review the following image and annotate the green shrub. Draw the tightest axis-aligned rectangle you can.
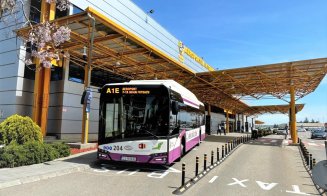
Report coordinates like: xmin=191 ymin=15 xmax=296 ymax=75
xmin=50 ymin=142 xmax=70 ymax=157
xmin=0 ymin=142 xmax=28 ymax=168
xmin=0 ymin=114 xmax=43 ymax=145
xmin=0 ymin=142 xmax=70 ymax=168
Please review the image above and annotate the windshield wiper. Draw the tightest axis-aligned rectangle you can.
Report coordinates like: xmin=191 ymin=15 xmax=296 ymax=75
xmin=139 ymin=126 xmax=158 ymax=139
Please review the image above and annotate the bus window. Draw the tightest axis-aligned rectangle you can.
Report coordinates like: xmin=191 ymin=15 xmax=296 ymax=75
xmin=105 ymin=102 xmax=119 ymax=137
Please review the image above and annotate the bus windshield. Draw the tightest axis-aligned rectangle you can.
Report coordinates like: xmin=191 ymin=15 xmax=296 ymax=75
xmin=104 ymin=94 xmax=170 ymax=140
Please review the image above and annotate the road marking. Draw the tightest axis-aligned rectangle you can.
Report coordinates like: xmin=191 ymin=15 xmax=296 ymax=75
xmin=147 ymin=167 xmax=181 ymax=179
xmin=286 ymin=185 xmax=310 ymax=195
xmin=209 ymin=176 xmax=218 ymax=183
xmin=307 ymin=143 xmax=318 ymax=146
xmin=93 ymin=166 xmax=110 ymax=173
xmin=117 ymin=169 xmax=128 ymax=174
xmin=128 ymin=169 xmax=140 ymax=175
xmin=256 ymin=181 xmax=278 ymax=190
xmin=228 ymin=178 xmax=248 ymax=188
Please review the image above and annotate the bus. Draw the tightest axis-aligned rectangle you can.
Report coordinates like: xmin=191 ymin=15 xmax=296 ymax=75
xmin=97 ymin=80 xmax=206 ymax=164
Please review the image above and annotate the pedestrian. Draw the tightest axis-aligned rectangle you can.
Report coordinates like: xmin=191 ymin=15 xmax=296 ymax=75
xmin=223 ymin=124 xmax=226 ymax=135
xmin=285 ymin=125 xmax=289 ymax=139
xmin=217 ymin=124 xmax=222 ymax=135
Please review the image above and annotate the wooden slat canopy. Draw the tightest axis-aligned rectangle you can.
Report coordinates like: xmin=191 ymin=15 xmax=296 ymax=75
xmin=16 ymin=7 xmax=327 ymax=114
xmin=196 ymin=58 xmax=327 ymax=101
xmin=244 ymin=104 xmax=304 ymax=116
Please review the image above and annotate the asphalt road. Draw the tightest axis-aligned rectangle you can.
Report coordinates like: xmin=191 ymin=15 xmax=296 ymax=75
xmin=297 ymin=131 xmax=326 ymax=162
xmin=0 ymin=134 xmax=318 ymax=196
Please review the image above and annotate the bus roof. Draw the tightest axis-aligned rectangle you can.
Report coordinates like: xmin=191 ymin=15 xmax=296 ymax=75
xmin=105 ymin=80 xmax=204 ymax=109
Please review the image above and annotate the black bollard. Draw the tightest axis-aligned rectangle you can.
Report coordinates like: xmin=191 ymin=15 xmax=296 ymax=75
xmin=306 ymin=151 xmax=309 ymax=166
xmin=225 ymin=144 xmax=228 ymax=155
xmin=195 ymin=156 xmax=199 ymax=176
xmin=211 ymin=151 xmax=214 ymax=165
xmin=310 ymin=154 xmax=313 ymax=170
xmin=204 ymin=154 xmax=207 ymax=170
xmin=182 ymin=163 xmax=185 ymax=186
xmin=217 ymin=147 xmax=220 ymax=162
xmin=313 ymin=158 xmax=316 ymax=167
xmin=228 ymin=142 xmax=231 ymax=152
xmin=230 ymin=140 xmax=232 ymax=150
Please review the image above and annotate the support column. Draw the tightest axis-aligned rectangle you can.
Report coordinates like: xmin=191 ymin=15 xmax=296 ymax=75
xmin=81 ymin=15 xmax=95 ymax=144
xmin=226 ymin=111 xmax=229 ymax=133
xmin=252 ymin=118 xmax=254 ymax=130
xmin=33 ymin=0 xmax=56 ymax=137
xmin=290 ymin=86 xmax=297 ymax=143
xmin=206 ymin=104 xmax=211 ymax=135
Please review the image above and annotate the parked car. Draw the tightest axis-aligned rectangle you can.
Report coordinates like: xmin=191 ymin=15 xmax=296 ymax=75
xmin=276 ymin=128 xmax=287 ymax=135
xmin=311 ymin=129 xmax=327 ymax=139
xmin=297 ymin=128 xmax=306 ymax=132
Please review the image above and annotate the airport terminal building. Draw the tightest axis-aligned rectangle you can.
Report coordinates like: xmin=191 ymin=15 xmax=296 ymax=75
xmin=0 ymin=0 xmax=254 ymax=141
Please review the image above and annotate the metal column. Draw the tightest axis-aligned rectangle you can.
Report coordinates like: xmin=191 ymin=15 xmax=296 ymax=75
xmin=290 ymin=86 xmax=297 ymax=143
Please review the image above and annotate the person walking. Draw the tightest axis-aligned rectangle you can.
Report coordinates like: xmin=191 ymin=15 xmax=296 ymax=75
xmin=285 ymin=125 xmax=289 ymax=139
xmin=217 ymin=124 xmax=222 ymax=135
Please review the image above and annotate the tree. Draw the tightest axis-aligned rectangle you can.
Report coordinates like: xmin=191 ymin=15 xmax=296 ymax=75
xmin=304 ymin=117 xmax=309 ymax=123
xmin=311 ymin=119 xmax=315 ymax=123
xmin=0 ymin=0 xmax=71 ymax=68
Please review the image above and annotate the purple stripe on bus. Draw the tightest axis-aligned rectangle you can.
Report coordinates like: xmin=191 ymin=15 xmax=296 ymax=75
xmin=168 ymin=147 xmax=181 ymax=164
xmin=182 ymin=98 xmax=199 ymax=107
xmin=185 ymin=135 xmax=200 ymax=151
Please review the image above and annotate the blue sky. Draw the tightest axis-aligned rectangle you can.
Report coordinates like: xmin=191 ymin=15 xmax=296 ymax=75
xmin=133 ymin=0 xmax=327 ymax=124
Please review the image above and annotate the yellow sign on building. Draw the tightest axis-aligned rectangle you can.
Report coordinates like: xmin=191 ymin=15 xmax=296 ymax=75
xmin=178 ymin=41 xmax=215 ymax=72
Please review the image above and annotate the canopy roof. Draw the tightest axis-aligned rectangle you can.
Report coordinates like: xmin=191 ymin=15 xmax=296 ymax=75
xmin=196 ymin=58 xmax=327 ymax=102
xmin=244 ymin=104 xmax=304 ymax=116
xmin=16 ymin=7 xmax=327 ymax=114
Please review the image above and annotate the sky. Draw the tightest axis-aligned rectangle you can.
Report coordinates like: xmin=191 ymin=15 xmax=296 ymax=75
xmin=132 ymin=0 xmax=327 ymax=125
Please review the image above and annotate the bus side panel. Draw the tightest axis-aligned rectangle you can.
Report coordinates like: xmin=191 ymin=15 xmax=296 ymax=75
xmin=200 ymin=125 xmax=206 ymax=141
xmin=167 ymin=137 xmax=181 ymax=164
xmin=185 ymin=128 xmax=200 ymax=152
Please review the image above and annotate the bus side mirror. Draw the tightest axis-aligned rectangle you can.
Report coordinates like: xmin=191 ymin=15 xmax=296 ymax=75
xmin=172 ymin=101 xmax=179 ymax=115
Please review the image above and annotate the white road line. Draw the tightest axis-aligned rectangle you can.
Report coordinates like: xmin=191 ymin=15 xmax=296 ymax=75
xmin=286 ymin=185 xmax=310 ymax=195
xmin=209 ymin=176 xmax=218 ymax=183
xmin=128 ymin=169 xmax=140 ymax=175
xmin=116 ymin=169 xmax=128 ymax=174
xmin=307 ymin=143 xmax=318 ymax=146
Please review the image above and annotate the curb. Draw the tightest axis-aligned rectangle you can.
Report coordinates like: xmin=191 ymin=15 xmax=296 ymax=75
xmin=0 ymin=150 xmax=96 ymax=190
xmin=298 ymin=143 xmax=327 ymax=196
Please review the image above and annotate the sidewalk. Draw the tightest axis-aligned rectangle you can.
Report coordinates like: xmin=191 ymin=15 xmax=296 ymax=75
xmin=0 ymin=150 xmax=97 ymax=190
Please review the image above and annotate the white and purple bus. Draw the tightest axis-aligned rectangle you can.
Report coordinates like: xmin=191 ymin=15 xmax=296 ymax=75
xmin=97 ymin=80 xmax=206 ymax=164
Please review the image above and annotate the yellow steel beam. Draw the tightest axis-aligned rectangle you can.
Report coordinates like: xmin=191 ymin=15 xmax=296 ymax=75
xmin=290 ymin=86 xmax=297 ymax=144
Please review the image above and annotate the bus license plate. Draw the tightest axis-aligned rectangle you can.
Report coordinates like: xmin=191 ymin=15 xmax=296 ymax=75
xmin=121 ymin=156 xmax=136 ymax=162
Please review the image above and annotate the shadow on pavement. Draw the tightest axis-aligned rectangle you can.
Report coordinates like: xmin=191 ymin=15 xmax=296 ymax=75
xmin=246 ymin=137 xmax=284 ymax=147
xmin=204 ymin=135 xmax=248 ymax=143
xmin=63 ymin=151 xmax=97 ymax=164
